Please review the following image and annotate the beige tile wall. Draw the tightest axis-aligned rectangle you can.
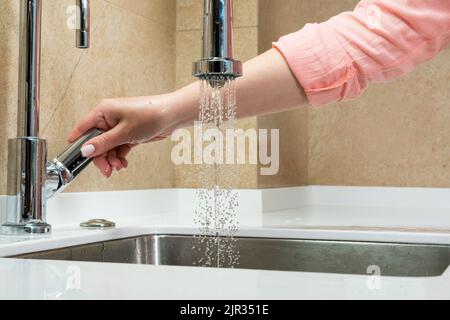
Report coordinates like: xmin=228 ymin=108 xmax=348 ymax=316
xmin=0 ymin=1 xmax=20 ymax=196
xmin=257 ymin=0 xmax=357 ymax=188
xmin=174 ymin=0 xmax=260 ymax=189
xmin=309 ymin=52 xmax=450 ymax=188
xmin=258 ymin=0 xmax=450 ymax=188
xmin=0 ymin=0 xmax=176 ymax=194
xmin=258 ymin=0 xmax=308 ymax=188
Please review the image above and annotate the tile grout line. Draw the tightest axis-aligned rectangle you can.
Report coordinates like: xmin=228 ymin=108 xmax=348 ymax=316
xmin=41 ymin=4 xmax=110 ymax=135
xmin=41 ymin=52 xmax=84 ymax=135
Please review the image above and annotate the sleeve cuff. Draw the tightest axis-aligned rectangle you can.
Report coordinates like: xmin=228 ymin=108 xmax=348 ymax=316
xmin=273 ymin=22 xmax=363 ymax=107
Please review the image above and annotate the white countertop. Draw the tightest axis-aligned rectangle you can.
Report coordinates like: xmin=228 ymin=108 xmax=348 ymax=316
xmin=2 ymin=256 xmax=449 ymax=300
xmin=1 ymin=186 xmax=450 ymax=300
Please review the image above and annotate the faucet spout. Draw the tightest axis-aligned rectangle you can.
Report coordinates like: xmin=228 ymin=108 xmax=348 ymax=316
xmin=46 ymin=129 xmax=103 ymax=200
xmin=76 ymin=0 xmax=90 ymax=49
xmin=193 ymin=0 xmax=242 ymax=84
xmin=1 ymin=0 xmax=94 ymax=235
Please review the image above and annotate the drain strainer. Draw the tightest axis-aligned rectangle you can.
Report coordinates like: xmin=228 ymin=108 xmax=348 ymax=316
xmin=80 ymin=219 xmax=116 ymax=229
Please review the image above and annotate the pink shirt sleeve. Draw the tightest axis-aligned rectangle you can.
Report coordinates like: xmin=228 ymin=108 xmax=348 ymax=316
xmin=273 ymin=0 xmax=450 ymax=107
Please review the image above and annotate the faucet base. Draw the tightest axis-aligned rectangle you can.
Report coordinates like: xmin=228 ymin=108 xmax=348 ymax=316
xmin=24 ymin=222 xmax=52 ymax=234
xmin=6 ymin=137 xmax=48 ymax=221
xmin=0 ymin=222 xmax=51 ymax=235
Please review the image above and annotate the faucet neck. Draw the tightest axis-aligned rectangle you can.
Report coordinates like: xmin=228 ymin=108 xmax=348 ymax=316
xmin=202 ymin=0 xmax=234 ymax=60
xmin=193 ymin=0 xmax=242 ymax=81
xmin=17 ymin=0 xmax=42 ymax=137
xmin=76 ymin=0 xmax=90 ymax=48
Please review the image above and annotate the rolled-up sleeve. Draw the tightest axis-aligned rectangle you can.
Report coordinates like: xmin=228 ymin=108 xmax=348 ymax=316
xmin=273 ymin=0 xmax=450 ymax=107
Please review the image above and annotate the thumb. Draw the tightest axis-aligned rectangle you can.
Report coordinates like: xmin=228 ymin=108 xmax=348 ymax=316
xmin=81 ymin=126 xmax=125 ymax=158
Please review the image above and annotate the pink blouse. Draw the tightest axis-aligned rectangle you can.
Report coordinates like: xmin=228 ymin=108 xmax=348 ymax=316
xmin=273 ymin=0 xmax=450 ymax=107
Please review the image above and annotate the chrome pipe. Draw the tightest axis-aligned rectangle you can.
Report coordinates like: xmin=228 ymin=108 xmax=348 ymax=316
xmin=3 ymin=138 xmax=48 ymax=234
xmin=17 ymin=0 xmax=42 ymax=138
xmin=202 ymin=0 xmax=234 ymax=60
xmin=76 ymin=0 xmax=90 ymax=49
xmin=2 ymin=0 xmax=94 ymax=235
xmin=193 ymin=0 xmax=242 ymax=82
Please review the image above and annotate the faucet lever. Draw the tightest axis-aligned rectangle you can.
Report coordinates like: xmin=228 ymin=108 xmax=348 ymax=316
xmin=76 ymin=0 xmax=90 ymax=49
xmin=46 ymin=129 xmax=103 ymax=199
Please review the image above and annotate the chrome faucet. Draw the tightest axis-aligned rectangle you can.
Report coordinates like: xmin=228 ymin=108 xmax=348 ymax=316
xmin=1 ymin=0 xmax=100 ymax=235
xmin=193 ymin=0 xmax=242 ymax=85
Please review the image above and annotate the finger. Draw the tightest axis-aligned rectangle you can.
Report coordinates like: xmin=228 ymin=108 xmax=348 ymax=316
xmin=149 ymin=136 xmax=167 ymax=143
xmin=68 ymin=107 xmax=113 ymax=143
xmin=107 ymin=149 xmax=124 ymax=171
xmin=68 ymin=111 xmax=98 ymax=143
xmin=93 ymin=155 xmax=112 ymax=178
xmin=116 ymin=144 xmax=132 ymax=158
xmin=120 ymin=158 xmax=129 ymax=169
xmin=81 ymin=125 xmax=126 ymax=158
xmin=116 ymin=145 xmax=133 ymax=169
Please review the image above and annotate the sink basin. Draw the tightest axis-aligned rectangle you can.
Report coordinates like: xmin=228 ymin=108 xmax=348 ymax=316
xmin=14 ymin=235 xmax=450 ymax=277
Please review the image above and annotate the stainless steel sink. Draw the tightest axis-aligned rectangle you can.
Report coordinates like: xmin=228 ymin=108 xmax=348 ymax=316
xmin=14 ymin=235 xmax=450 ymax=277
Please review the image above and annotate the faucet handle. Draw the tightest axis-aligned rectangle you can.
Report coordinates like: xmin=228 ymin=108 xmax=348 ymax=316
xmin=76 ymin=0 xmax=90 ymax=49
xmin=46 ymin=128 xmax=103 ymax=199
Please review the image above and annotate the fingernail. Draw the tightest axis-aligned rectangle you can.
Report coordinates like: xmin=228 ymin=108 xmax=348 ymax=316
xmin=81 ymin=144 xmax=96 ymax=157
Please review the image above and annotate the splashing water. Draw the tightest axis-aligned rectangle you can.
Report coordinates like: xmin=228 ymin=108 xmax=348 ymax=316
xmin=193 ymin=77 xmax=240 ymax=268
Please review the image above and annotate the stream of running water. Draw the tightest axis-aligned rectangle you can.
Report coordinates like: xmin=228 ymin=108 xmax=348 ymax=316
xmin=193 ymin=77 xmax=240 ymax=268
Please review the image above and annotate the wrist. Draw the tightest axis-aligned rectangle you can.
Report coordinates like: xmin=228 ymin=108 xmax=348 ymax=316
xmin=170 ymin=83 xmax=199 ymax=129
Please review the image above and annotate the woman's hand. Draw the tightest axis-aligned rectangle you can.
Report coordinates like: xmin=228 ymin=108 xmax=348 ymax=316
xmin=68 ymin=94 xmax=179 ymax=178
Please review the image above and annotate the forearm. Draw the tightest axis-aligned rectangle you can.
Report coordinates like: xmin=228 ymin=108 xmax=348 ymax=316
xmin=170 ymin=48 xmax=308 ymax=128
